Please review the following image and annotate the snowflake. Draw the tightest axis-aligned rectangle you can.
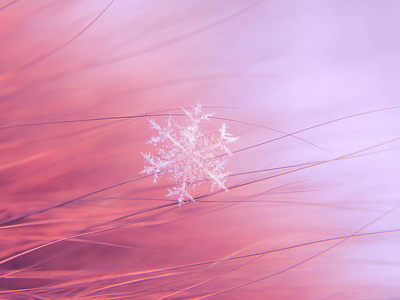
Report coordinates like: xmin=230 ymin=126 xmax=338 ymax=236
xmin=141 ymin=102 xmax=238 ymax=205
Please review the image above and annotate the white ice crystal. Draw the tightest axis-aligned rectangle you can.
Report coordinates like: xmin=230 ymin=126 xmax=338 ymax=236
xmin=141 ymin=102 xmax=238 ymax=205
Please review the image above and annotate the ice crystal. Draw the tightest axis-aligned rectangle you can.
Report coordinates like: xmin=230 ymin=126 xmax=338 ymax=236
xmin=141 ymin=103 xmax=238 ymax=205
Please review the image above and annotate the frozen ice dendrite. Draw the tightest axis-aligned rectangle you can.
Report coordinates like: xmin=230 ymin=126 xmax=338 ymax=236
xmin=141 ymin=103 xmax=238 ymax=205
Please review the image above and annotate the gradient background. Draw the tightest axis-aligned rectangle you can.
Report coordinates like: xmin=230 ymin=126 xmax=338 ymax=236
xmin=1 ymin=1 xmax=400 ymax=299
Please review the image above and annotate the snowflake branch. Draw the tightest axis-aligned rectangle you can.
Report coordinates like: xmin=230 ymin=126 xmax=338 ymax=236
xmin=141 ymin=102 xmax=238 ymax=205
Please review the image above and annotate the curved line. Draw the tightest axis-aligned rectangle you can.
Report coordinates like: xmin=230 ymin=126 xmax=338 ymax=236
xmin=0 ymin=113 xmax=184 ymax=130
xmin=0 ymin=204 xmax=177 ymax=268
xmin=214 ymin=116 xmax=324 ymax=150
xmin=0 ymin=0 xmax=19 ymax=12
xmin=84 ymin=0 xmax=265 ymax=68
xmin=233 ymin=106 xmax=400 ymax=154
xmin=0 ymin=175 xmax=150 ymax=227
xmin=17 ymin=0 xmax=115 ymax=71
xmin=227 ymin=137 xmax=400 ymax=192
xmin=56 ymin=228 xmax=400 ymax=298
xmin=200 ymin=204 xmax=400 ymax=298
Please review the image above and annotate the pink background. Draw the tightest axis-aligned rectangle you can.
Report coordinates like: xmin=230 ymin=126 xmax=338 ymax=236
xmin=1 ymin=1 xmax=400 ymax=299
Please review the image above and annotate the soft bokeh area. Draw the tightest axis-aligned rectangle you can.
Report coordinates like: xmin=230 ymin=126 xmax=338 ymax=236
xmin=1 ymin=1 xmax=399 ymax=299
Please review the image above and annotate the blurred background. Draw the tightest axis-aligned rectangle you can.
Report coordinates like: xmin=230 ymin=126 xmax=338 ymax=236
xmin=1 ymin=1 xmax=400 ymax=299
